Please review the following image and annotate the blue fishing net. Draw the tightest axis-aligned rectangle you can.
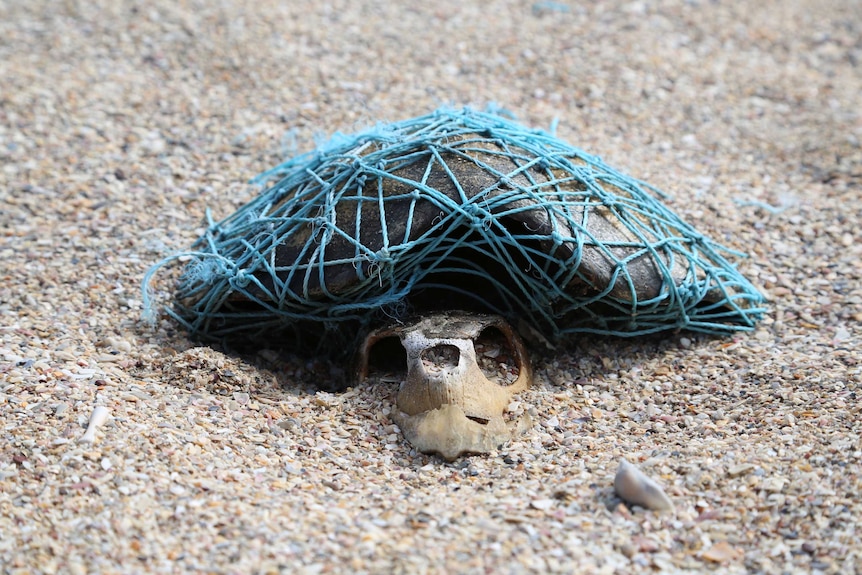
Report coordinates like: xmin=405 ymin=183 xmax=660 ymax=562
xmin=143 ymin=107 xmax=765 ymax=355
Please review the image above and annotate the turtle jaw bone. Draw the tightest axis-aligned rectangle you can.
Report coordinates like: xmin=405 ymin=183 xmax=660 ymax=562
xmin=392 ymin=403 xmax=532 ymax=462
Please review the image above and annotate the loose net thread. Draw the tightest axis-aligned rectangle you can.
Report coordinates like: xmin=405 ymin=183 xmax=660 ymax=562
xmin=143 ymin=107 xmax=765 ymax=355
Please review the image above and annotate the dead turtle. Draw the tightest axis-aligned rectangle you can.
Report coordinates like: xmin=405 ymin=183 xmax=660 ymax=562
xmin=144 ymin=107 xmax=764 ymax=459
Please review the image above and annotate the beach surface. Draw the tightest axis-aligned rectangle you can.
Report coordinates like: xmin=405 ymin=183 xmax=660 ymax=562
xmin=1 ymin=1 xmax=861 ymax=573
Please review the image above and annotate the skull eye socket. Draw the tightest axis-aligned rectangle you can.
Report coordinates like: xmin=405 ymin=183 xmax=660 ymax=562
xmin=474 ymin=325 xmax=520 ymax=386
xmin=365 ymin=335 xmax=408 ymax=379
xmin=420 ymin=344 xmax=460 ymax=371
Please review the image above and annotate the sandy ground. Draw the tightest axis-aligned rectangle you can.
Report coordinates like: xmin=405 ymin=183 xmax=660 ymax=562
xmin=2 ymin=0 xmax=861 ymax=573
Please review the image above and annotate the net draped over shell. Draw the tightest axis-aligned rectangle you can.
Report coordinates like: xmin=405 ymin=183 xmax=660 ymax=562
xmin=144 ymin=107 xmax=765 ymax=355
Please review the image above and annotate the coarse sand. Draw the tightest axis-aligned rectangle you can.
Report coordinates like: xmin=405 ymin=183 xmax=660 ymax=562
xmin=1 ymin=1 xmax=861 ymax=573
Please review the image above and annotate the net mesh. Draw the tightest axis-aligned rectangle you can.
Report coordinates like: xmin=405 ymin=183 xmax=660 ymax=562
xmin=143 ymin=107 xmax=765 ymax=355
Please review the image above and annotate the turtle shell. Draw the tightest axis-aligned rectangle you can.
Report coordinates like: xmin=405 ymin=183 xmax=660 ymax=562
xmin=158 ymin=107 xmax=764 ymax=355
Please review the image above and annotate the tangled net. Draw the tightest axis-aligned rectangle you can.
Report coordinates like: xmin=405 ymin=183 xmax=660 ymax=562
xmin=144 ymin=107 xmax=764 ymax=356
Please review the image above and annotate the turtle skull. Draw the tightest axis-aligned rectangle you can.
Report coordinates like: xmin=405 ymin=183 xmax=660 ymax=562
xmin=356 ymin=313 xmax=532 ymax=460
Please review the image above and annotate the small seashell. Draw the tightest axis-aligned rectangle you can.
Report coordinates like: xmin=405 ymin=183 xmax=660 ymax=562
xmin=614 ymin=459 xmax=673 ymax=511
xmin=760 ymin=477 xmax=787 ymax=493
xmin=79 ymin=405 xmax=110 ymax=444
xmin=702 ymin=540 xmax=742 ymax=563
xmin=530 ymin=499 xmax=556 ymax=510
xmin=481 ymin=346 xmax=501 ymax=358
xmin=727 ymin=463 xmax=755 ymax=478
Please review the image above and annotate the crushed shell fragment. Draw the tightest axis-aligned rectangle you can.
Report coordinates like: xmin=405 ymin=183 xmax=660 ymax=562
xmin=79 ymin=406 xmax=110 ymax=444
xmin=613 ymin=459 xmax=673 ymax=511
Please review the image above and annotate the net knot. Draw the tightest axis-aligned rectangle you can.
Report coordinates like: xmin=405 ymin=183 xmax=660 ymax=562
xmin=230 ymin=269 xmax=251 ymax=288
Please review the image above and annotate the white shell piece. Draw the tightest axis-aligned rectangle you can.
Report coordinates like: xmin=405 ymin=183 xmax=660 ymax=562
xmin=614 ymin=459 xmax=674 ymax=511
xmin=79 ymin=405 xmax=110 ymax=444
